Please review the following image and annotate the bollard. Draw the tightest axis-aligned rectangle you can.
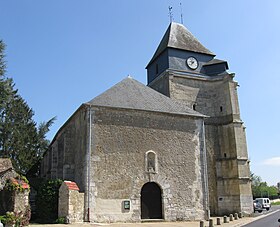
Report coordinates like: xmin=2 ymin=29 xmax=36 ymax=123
xmin=209 ymin=219 xmax=214 ymax=227
xmin=234 ymin=213 xmax=239 ymax=220
xmin=238 ymin=212 xmax=243 ymax=218
xmin=217 ymin=217 xmax=221 ymax=225
xmin=229 ymin=214 xmax=234 ymax=221
xmin=223 ymin=215 xmax=228 ymax=223
xmin=199 ymin=220 xmax=204 ymax=227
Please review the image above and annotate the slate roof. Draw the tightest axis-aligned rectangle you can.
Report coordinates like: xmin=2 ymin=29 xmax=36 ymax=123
xmin=147 ymin=22 xmax=215 ymax=67
xmin=203 ymin=58 xmax=229 ymax=69
xmin=86 ymin=77 xmax=205 ymax=118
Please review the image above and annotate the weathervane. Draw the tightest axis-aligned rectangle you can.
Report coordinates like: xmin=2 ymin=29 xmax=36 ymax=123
xmin=168 ymin=6 xmax=173 ymax=23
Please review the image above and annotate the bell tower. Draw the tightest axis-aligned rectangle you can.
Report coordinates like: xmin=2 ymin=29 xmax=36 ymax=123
xmin=146 ymin=22 xmax=253 ymax=215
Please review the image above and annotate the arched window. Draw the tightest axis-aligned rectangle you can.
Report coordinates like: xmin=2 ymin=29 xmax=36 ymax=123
xmin=145 ymin=151 xmax=157 ymax=173
xmin=193 ymin=102 xmax=198 ymax=111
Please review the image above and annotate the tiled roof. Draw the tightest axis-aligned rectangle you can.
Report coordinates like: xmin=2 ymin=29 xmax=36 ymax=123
xmin=87 ymin=77 xmax=205 ymax=118
xmin=147 ymin=22 xmax=215 ymax=67
xmin=64 ymin=181 xmax=80 ymax=191
xmin=10 ymin=177 xmax=29 ymax=189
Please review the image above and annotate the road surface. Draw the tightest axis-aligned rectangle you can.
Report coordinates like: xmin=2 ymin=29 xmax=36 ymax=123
xmin=244 ymin=206 xmax=280 ymax=227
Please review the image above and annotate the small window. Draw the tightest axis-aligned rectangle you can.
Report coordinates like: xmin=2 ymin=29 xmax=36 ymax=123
xmin=224 ymin=153 xmax=227 ymax=158
xmin=146 ymin=150 xmax=157 ymax=173
xmin=193 ymin=104 xmax=196 ymax=111
xmin=220 ymin=106 xmax=223 ymax=112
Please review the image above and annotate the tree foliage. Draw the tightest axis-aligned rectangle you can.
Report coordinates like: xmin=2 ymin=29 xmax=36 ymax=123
xmin=251 ymin=173 xmax=279 ymax=198
xmin=0 ymin=40 xmax=55 ymax=174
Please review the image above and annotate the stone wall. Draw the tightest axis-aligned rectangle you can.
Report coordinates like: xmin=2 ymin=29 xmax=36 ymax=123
xmin=149 ymin=71 xmax=253 ymax=215
xmin=14 ymin=190 xmax=30 ymax=214
xmin=0 ymin=187 xmax=30 ymax=220
xmin=0 ymin=160 xmax=30 ymax=218
xmin=41 ymin=106 xmax=88 ymax=192
xmin=88 ymin=107 xmax=208 ymax=222
xmin=59 ymin=181 xmax=84 ymax=223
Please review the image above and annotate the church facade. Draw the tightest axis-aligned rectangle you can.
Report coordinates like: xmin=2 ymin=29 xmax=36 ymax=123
xmin=40 ymin=22 xmax=253 ymax=222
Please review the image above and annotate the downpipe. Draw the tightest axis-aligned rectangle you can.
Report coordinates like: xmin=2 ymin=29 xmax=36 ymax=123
xmin=87 ymin=105 xmax=92 ymax=222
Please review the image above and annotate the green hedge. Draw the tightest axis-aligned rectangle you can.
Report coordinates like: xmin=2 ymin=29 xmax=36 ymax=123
xmin=35 ymin=179 xmax=63 ymax=223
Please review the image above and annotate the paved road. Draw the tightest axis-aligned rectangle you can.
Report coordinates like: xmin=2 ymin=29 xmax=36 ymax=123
xmin=244 ymin=207 xmax=280 ymax=227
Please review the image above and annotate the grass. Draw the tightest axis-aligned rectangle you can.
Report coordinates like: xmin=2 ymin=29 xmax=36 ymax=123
xmin=271 ymin=201 xmax=280 ymax=205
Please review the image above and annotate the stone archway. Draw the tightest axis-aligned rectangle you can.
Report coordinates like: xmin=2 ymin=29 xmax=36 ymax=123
xmin=140 ymin=182 xmax=163 ymax=219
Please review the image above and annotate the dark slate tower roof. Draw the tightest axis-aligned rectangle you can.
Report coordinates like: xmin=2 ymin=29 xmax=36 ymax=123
xmin=147 ymin=22 xmax=215 ymax=67
xmin=87 ymin=77 xmax=205 ymax=117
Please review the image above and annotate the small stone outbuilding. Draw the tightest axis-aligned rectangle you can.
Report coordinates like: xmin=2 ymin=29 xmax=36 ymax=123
xmin=0 ymin=158 xmax=30 ymax=218
xmin=58 ymin=181 xmax=84 ymax=223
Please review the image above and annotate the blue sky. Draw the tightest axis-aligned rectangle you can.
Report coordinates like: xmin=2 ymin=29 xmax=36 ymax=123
xmin=1 ymin=0 xmax=280 ymax=186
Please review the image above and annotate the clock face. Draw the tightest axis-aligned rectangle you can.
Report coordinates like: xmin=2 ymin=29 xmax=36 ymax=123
xmin=186 ymin=57 xmax=198 ymax=70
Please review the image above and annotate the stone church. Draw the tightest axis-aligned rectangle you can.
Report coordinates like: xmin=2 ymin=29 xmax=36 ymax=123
xmin=40 ymin=22 xmax=253 ymax=222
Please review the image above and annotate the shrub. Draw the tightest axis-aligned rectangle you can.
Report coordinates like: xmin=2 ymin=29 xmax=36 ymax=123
xmin=0 ymin=211 xmax=22 ymax=226
xmin=35 ymin=179 xmax=63 ymax=223
xmin=56 ymin=216 xmax=66 ymax=224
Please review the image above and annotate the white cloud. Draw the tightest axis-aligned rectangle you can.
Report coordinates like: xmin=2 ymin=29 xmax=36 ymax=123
xmin=263 ymin=157 xmax=280 ymax=166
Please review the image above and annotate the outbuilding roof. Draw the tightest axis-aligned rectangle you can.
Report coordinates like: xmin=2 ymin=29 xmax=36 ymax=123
xmin=0 ymin=158 xmax=13 ymax=174
xmin=147 ymin=22 xmax=215 ymax=67
xmin=10 ymin=177 xmax=30 ymax=189
xmin=64 ymin=181 xmax=80 ymax=191
xmin=87 ymin=77 xmax=205 ymax=118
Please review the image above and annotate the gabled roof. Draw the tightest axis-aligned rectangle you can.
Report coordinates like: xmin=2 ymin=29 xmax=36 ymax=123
xmin=147 ymin=22 xmax=215 ymax=67
xmin=10 ymin=177 xmax=30 ymax=189
xmin=64 ymin=181 xmax=80 ymax=191
xmin=86 ymin=77 xmax=205 ymax=118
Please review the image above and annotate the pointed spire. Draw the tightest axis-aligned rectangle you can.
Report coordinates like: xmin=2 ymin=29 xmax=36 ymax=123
xmin=147 ymin=22 xmax=215 ymax=67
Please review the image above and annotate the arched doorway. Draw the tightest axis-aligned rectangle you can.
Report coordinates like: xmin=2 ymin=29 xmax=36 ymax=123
xmin=141 ymin=182 xmax=163 ymax=219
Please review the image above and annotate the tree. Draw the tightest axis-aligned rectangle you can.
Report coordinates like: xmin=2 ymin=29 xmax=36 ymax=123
xmin=251 ymin=173 xmax=279 ymax=198
xmin=0 ymin=40 xmax=55 ymax=174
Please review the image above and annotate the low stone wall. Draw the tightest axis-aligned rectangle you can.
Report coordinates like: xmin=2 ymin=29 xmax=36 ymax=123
xmin=14 ymin=190 xmax=30 ymax=214
xmin=59 ymin=181 xmax=84 ymax=223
